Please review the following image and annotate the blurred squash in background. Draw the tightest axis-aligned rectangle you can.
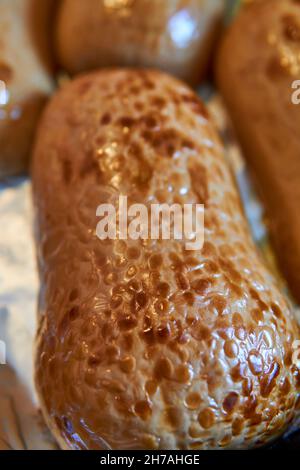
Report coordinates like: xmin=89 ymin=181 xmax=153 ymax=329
xmin=55 ymin=0 xmax=225 ymax=86
xmin=0 ymin=0 xmax=55 ymax=178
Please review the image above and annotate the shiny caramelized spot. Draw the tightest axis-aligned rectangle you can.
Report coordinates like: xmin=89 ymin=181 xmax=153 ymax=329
xmin=260 ymin=361 xmax=280 ymax=397
xmin=232 ymin=312 xmax=243 ymax=326
xmin=126 ymin=265 xmax=137 ymax=278
xmin=223 ymin=392 xmax=239 ymax=414
xmin=0 ymin=62 xmax=13 ymax=83
xmin=157 ymin=324 xmax=171 ymax=342
xmin=248 ymin=350 xmax=264 ymax=376
xmin=249 ymin=288 xmax=260 ymax=302
xmin=113 ymin=283 xmax=126 ymax=296
xmin=192 ymin=278 xmax=212 ymax=295
xmin=280 ymin=378 xmax=291 ymax=396
xmin=169 ymin=252 xmax=184 ymax=268
xmin=189 ymin=441 xmax=205 ymax=450
xmin=127 ymin=246 xmax=141 ymax=260
xmin=134 ymin=291 xmax=147 ymax=309
xmin=228 ymin=282 xmax=243 ymax=298
xmin=141 ymin=434 xmax=159 ymax=450
xmin=155 ymin=189 xmax=169 ymax=203
xmin=144 ymin=128 xmax=183 ymax=157
xmin=250 ymin=414 xmax=263 ymax=427
xmin=264 ymin=405 xmax=277 ymax=421
xmin=154 ymin=357 xmax=173 ymax=380
xmin=106 ymin=345 xmax=120 ymax=361
xmin=134 ymin=401 xmax=152 ymax=421
xmin=142 ymin=326 xmax=155 ymax=345
xmin=219 ymin=435 xmax=232 ymax=447
xmin=242 ymin=377 xmax=253 ymax=397
xmin=150 ymin=270 xmax=160 ymax=285
xmin=271 ymin=303 xmax=283 ymax=319
xmin=235 ymin=325 xmax=246 ymax=341
xmin=230 ymin=363 xmax=245 ymax=382
xmin=154 ymin=299 xmax=169 ymax=314
xmin=198 ymin=408 xmax=215 ymax=429
xmin=251 ymin=308 xmax=264 ymax=323
xmin=215 ymin=317 xmax=231 ymax=339
xmin=188 ymin=162 xmax=208 ymax=205
xmin=232 ymin=417 xmax=244 ymax=437
xmin=104 ymin=272 xmax=118 ymax=285
xmin=175 ymin=365 xmax=192 ymax=384
xmin=202 ymin=242 xmax=216 ymax=257
xmin=185 ymin=256 xmax=199 ymax=267
xmin=145 ymin=380 xmax=158 ymax=396
xmin=149 ymin=253 xmax=163 ymax=269
xmin=258 ymin=299 xmax=269 ymax=312
xmin=183 ymin=291 xmax=195 ymax=306
xmin=243 ymin=394 xmax=258 ymax=419
xmin=185 ymin=392 xmax=202 ymax=410
xmin=188 ymin=424 xmax=202 ymax=439
xmin=120 ymin=356 xmax=136 ymax=373
xmin=284 ymin=348 xmax=293 ymax=367
xmin=210 ymin=295 xmax=226 ymax=315
xmin=127 ymin=279 xmax=140 ymax=292
xmin=224 ymin=339 xmax=239 ymax=359
xmin=204 ymin=261 xmax=219 ymax=275
xmin=218 ymin=258 xmax=241 ymax=283
xmin=157 ymin=282 xmax=170 ymax=298
xmin=192 ymin=323 xmax=210 ymax=343
xmin=118 ymin=315 xmax=137 ymax=331
xmin=110 ymin=295 xmax=123 ymax=309
xmin=175 ymin=272 xmax=189 ymax=291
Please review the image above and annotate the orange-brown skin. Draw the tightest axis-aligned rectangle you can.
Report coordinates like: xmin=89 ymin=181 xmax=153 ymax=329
xmin=0 ymin=0 xmax=55 ymax=177
xmin=216 ymin=0 xmax=300 ymax=304
xmin=55 ymin=0 xmax=224 ymax=86
xmin=32 ymin=69 xmax=300 ymax=450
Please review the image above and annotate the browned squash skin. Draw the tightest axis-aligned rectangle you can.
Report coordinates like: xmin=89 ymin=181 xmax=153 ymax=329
xmin=33 ymin=69 xmax=300 ymax=450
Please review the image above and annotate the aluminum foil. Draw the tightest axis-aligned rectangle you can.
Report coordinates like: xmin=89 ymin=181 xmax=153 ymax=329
xmin=0 ymin=178 xmax=57 ymax=449
xmin=0 ymin=97 xmax=298 ymax=450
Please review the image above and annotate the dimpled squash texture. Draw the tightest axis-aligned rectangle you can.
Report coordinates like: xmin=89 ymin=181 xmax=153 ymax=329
xmin=32 ymin=69 xmax=300 ymax=450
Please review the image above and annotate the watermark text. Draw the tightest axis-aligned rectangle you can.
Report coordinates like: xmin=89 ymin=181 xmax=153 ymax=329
xmin=291 ymin=80 xmax=300 ymax=104
xmin=96 ymin=196 xmax=204 ymax=250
